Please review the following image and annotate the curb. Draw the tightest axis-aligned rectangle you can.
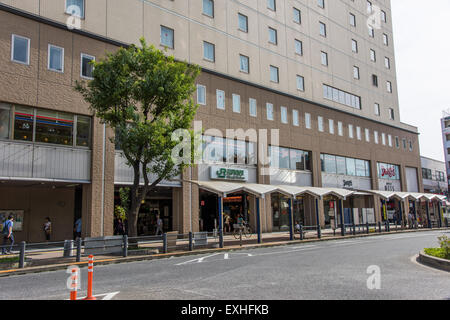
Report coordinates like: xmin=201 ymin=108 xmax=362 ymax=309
xmin=417 ymin=250 xmax=450 ymax=272
xmin=0 ymin=228 xmax=448 ymax=277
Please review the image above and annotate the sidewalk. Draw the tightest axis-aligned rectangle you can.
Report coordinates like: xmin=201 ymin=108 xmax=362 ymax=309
xmin=0 ymin=226 xmax=448 ymax=277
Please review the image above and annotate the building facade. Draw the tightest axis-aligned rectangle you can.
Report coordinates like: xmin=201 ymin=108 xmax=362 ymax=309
xmin=441 ymin=110 xmax=450 ymax=190
xmin=0 ymin=0 xmax=425 ymax=241
xmin=421 ymin=157 xmax=447 ymax=195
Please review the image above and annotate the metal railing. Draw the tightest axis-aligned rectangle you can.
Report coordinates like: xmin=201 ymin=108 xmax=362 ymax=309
xmin=1 ymin=220 xmax=449 ymax=270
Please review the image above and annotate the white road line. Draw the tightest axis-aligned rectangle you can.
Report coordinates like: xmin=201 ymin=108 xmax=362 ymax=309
xmin=65 ymin=291 xmax=120 ymax=300
xmin=175 ymin=253 xmax=221 ymax=266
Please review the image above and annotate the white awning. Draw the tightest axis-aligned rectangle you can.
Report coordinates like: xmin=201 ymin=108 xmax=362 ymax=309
xmin=190 ymin=180 xmax=357 ymax=199
xmin=368 ymin=190 xmax=447 ymax=201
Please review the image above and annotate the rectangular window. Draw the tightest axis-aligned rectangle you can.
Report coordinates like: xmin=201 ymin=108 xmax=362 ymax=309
xmin=0 ymin=104 xmax=11 ymax=140
xmin=267 ymin=0 xmax=276 ymax=11
xmin=352 ymin=39 xmax=358 ymax=53
xmin=321 ymin=51 xmax=328 ymax=66
xmin=350 ymin=13 xmax=356 ymax=26
xmin=353 ymin=66 xmax=360 ymax=79
xmin=240 ymin=54 xmax=249 ymax=73
xmin=318 ymin=116 xmax=324 ymax=132
xmin=356 ymin=126 xmax=361 ymax=140
xmin=81 ymin=53 xmax=95 ymax=79
xmin=365 ymin=128 xmax=370 ymax=142
xmin=160 ymin=26 xmax=174 ymax=49
xmin=382 ymin=133 xmax=386 ymax=145
xmin=238 ymin=13 xmax=248 ymax=32
xmin=387 ymin=81 xmax=393 ymax=93
xmin=296 ymin=75 xmax=304 ymax=91
xmin=305 ymin=113 xmax=311 ymax=129
xmin=370 ymin=49 xmax=376 ymax=62
xmin=374 ymin=131 xmax=379 ymax=144
xmin=216 ymin=89 xmax=225 ymax=110
xmin=338 ymin=121 xmax=343 ymax=136
xmin=388 ymin=135 xmax=392 ymax=147
xmin=348 ymin=124 xmax=354 ymax=139
xmin=76 ymin=115 xmax=91 ymax=147
xmin=14 ymin=106 xmax=34 ymax=141
xmin=203 ymin=0 xmax=214 ymax=17
xmin=266 ymin=103 xmax=274 ymax=121
xmin=232 ymin=94 xmax=241 ymax=113
xmin=374 ymin=103 xmax=380 ymax=116
xmin=329 ymin=119 xmax=334 ymax=134
xmin=65 ymin=0 xmax=85 ymax=18
xmin=35 ymin=109 xmax=73 ymax=146
xmin=293 ymin=8 xmax=301 ymax=24
xmin=295 ymin=39 xmax=303 ymax=56
xmin=319 ymin=22 xmax=326 ymax=37
xmin=292 ymin=110 xmax=299 ymax=127
xmin=11 ymin=34 xmax=30 ymax=65
xmin=281 ymin=106 xmax=288 ymax=124
xmin=48 ymin=44 xmax=64 ymax=72
xmin=203 ymin=41 xmax=215 ymax=62
xmin=323 ymin=84 xmax=361 ymax=110
xmin=268 ymin=27 xmax=277 ymax=44
xmin=249 ymin=98 xmax=257 ymax=117
xmin=270 ymin=65 xmax=279 ymax=83
xmin=197 ymin=85 xmax=206 ymax=105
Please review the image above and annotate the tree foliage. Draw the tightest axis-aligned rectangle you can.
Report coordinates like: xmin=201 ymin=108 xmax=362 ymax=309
xmin=76 ymin=39 xmax=200 ymax=236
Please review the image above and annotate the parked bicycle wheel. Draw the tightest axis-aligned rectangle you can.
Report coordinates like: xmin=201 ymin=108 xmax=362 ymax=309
xmin=244 ymin=227 xmax=253 ymax=238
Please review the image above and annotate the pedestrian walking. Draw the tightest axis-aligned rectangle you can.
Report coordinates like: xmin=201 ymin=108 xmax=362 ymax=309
xmin=43 ymin=217 xmax=52 ymax=241
xmin=74 ymin=217 xmax=82 ymax=240
xmin=155 ymin=215 xmax=163 ymax=235
xmin=2 ymin=215 xmax=14 ymax=255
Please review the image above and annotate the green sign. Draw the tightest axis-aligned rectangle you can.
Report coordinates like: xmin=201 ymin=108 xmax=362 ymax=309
xmin=211 ymin=166 xmax=248 ymax=181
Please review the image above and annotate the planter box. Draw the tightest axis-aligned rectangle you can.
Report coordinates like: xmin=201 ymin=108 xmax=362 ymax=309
xmin=418 ymin=250 xmax=450 ymax=272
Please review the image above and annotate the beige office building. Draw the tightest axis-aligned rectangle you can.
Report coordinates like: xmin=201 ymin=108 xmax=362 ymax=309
xmin=0 ymin=0 xmax=425 ymax=242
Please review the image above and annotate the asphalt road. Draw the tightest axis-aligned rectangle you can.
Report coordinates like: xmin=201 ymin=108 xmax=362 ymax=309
xmin=0 ymin=230 xmax=449 ymax=300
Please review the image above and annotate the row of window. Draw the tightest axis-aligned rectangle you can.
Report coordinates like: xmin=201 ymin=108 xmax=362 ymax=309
xmin=422 ymin=168 xmax=446 ymax=182
xmin=321 ymin=154 xmax=371 ymax=178
xmin=196 ymin=85 xmax=414 ymax=152
xmin=10 ymin=34 xmax=95 ymax=79
xmin=0 ymin=103 xmax=91 ymax=148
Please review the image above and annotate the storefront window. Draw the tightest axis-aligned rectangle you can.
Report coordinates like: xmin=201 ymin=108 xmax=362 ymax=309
xmin=336 ymin=156 xmax=346 ymax=175
xmin=378 ymin=162 xmax=400 ymax=180
xmin=236 ymin=140 xmax=246 ymax=164
xmin=355 ymin=159 xmax=366 ymax=177
xmin=76 ymin=115 xmax=91 ymax=147
xmin=14 ymin=106 xmax=34 ymax=142
xmin=290 ymin=149 xmax=305 ymax=171
xmin=279 ymin=147 xmax=290 ymax=169
xmin=324 ymin=154 xmax=337 ymax=174
xmin=246 ymin=141 xmax=257 ymax=165
xmin=35 ymin=109 xmax=73 ymax=146
xmin=0 ymin=104 xmax=11 ymax=140
xmin=345 ymin=158 xmax=356 ymax=176
xmin=203 ymin=135 xmax=225 ymax=163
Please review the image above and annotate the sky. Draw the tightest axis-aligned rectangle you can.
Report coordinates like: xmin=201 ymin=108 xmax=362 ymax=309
xmin=391 ymin=0 xmax=450 ymax=161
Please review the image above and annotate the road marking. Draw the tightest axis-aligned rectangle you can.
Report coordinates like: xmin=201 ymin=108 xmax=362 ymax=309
xmin=224 ymin=254 xmax=229 ymax=260
xmin=65 ymin=291 xmax=120 ymax=300
xmin=175 ymin=253 xmax=221 ymax=266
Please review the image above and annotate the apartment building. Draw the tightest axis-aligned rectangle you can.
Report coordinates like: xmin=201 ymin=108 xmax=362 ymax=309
xmin=420 ymin=156 xmax=447 ymax=195
xmin=0 ymin=0 xmax=425 ymax=241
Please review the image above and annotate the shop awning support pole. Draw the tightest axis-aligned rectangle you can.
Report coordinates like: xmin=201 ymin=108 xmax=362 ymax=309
xmin=426 ymin=200 xmax=432 ymax=229
xmin=315 ymin=198 xmax=321 ymax=239
xmin=256 ymin=197 xmax=262 ymax=244
xmin=218 ymin=196 xmax=224 ymax=248
xmin=339 ymin=199 xmax=345 ymax=236
xmin=288 ymin=197 xmax=294 ymax=241
xmin=412 ymin=200 xmax=418 ymax=229
xmin=398 ymin=200 xmax=403 ymax=230
xmin=437 ymin=201 xmax=442 ymax=228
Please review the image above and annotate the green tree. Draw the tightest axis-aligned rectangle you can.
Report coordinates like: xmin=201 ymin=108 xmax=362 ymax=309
xmin=76 ymin=39 xmax=200 ymax=237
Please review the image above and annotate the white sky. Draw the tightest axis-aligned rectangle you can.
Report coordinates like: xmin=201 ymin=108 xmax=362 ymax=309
xmin=391 ymin=0 xmax=450 ymax=161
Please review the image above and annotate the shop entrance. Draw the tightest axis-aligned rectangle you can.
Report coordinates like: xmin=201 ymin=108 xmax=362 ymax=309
xmin=114 ymin=187 xmax=173 ymax=236
xmin=199 ymin=190 xmax=251 ymax=233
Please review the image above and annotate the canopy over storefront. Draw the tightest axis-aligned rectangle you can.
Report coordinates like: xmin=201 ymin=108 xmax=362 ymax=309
xmin=367 ymin=190 xmax=447 ymax=201
xmin=187 ymin=180 xmax=447 ymax=202
xmin=188 ymin=180 xmax=357 ymax=199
